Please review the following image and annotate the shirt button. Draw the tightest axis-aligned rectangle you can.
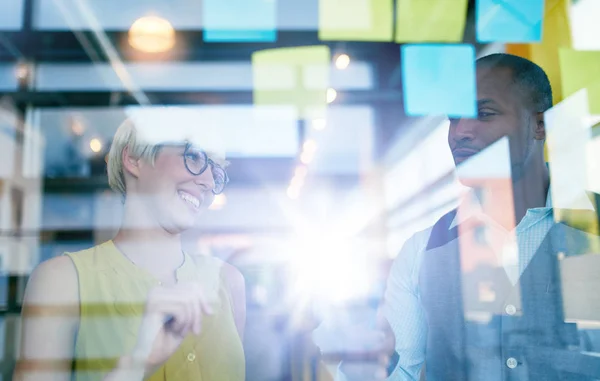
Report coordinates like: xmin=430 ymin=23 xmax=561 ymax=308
xmin=505 ymin=304 xmax=517 ymax=316
xmin=506 ymin=357 xmax=518 ymax=369
xmin=187 ymin=352 xmax=196 ymax=362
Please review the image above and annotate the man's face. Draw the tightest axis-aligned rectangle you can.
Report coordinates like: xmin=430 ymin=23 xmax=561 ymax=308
xmin=448 ymin=67 xmax=537 ymax=177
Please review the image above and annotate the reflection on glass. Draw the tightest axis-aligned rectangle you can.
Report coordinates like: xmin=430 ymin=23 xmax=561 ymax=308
xmin=318 ymin=0 xmax=393 ymax=41
xmin=128 ymin=16 xmax=175 ymax=53
xmin=1 ymin=2 xmax=599 ymax=381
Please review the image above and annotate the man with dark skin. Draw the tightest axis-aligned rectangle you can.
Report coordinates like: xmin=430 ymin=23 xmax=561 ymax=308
xmin=450 ymin=59 xmax=549 ymax=223
xmin=383 ymin=53 xmax=600 ymax=380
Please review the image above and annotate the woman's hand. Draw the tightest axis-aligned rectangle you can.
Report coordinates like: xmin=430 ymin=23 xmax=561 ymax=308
xmin=129 ymin=282 xmax=214 ymax=376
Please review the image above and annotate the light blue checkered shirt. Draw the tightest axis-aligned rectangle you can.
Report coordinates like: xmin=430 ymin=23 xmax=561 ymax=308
xmin=382 ymin=191 xmax=554 ymax=380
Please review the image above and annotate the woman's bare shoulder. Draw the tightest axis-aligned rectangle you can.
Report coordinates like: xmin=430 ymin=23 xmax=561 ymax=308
xmin=220 ymin=261 xmax=245 ymax=291
xmin=24 ymin=256 xmax=79 ymax=306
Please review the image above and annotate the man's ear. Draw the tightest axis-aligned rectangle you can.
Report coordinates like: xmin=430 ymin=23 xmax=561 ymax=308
xmin=534 ymin=112 xmax=546 ymax=141
xmin=122 ymin=146 xmax=141 ymax=178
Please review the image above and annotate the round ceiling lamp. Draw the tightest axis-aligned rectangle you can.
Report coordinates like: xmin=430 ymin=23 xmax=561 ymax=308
xmin=128 ymin=15 xmax=175 ymax=53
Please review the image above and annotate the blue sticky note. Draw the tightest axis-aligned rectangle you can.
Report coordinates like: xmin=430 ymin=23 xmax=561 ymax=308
xmin=203 ymin=0 xmax=277 ymax=42
xmin=402 ymin=44 xmax=476 ymax=118
xmin=0 ymin=0 xmax=24 ymax=30
xmin=476 ymin=0 xmax=544 ymax=43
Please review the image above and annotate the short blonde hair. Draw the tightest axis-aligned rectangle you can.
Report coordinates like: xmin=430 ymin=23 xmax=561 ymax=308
xmin=107 ymin=107 xmax=227 ymax=197
xmin=107 ymin=118 xmax=160 ymax=196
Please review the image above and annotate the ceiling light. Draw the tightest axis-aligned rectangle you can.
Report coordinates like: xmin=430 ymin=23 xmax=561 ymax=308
xmin=129 ymin=16 xmax=175 ymax=53
xmin=327 ymin=88 xmax=337 ymax=103
xmin=89 ymin=138 xmax=103 ymax=153
xmin=71 ymin=119 xmax=85 ymax=136
xmin=335 ymin=54 xmax=350 ymax=70
xmin=16 ymin=62 xmax=29 ymax=80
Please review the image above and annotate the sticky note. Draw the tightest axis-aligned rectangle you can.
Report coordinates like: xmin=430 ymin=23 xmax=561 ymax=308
xmin=395 ymin=0 xmax=468 ymax=43
xmin=0 ymin=0 xmax=24 ymax=30
xmin=402 ymin=44 xmax=476 ymax=118
xmin=253 ymin=46 xmax=330 ymax=119
xmin=559 ymin=49 xmax=600 ymax=115
xmin=571 ymin=0 xmax=600 ymax=50
xmin=319 ymin=0 xmax=393 ymax=41
xmin=203 ymin=0 xmax=276 ymax=42
xmin=476 ymin=0 xmax=544 ymax=43
xmin=505 ymin=0 xmax=572 ymax=104
xmin=587 ymin=135 xmax=600 ymax=195
xmin=546 ymin=89 xmax=596 ymax=211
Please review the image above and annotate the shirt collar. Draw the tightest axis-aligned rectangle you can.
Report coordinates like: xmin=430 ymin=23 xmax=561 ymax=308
xmin=449 ymin=186 xmax=554 ymax=230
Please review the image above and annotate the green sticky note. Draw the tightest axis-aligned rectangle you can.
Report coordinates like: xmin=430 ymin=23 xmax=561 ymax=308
xmin=559 ymin=49 xmax=600 ymax=115
xmin=319 ymin=0 xmax=393 ymax=41
xmin=396 ymin=0 xmax=468 ymax=42
xmin=253 ymin=46 xmax=330 ymax=119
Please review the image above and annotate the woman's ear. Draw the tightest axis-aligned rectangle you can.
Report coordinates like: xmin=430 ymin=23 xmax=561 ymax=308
xmin=122 ymin=146 xmax=141 ymax=178
xmin=534 ymin=112 xmax=546 ymax=141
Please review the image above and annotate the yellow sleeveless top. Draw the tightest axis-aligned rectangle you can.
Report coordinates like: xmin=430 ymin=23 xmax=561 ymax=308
xmin=66 ymin=240 xmax=245 ymax=381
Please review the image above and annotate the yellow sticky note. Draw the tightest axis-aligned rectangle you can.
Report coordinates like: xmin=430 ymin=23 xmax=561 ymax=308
xmin=506 ymin=0 xmax=573 ymax=163
xmin=529 ymin=0 xmax=573 ymax=104
xmin=319 ymin=0 xmax=393 ymax=41
xmin=559 ymin=49 xmax=600 ymax=115
xmin=395 ymin=0 xmax=468 ymax=43
xmin=252 ymin=46 xmax=330 ymax=119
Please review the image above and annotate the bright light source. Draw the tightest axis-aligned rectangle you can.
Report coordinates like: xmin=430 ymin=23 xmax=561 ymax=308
xmin=303 ymin=139 xmax=317 ymax=153
xmin=209 ymin=193 xmax=227 ymax=210
xmin=335 ymin=54 xmax=350 ymax=70
xmin=295 ymin=165 xmax=308 ymax=178
xmin=289 ymin=233 xmax=371 ymax=304
xmin=71 ymin=119 xmax=85 ymax=136
xmin=300 ymin=151 xmax=314 ymax=164
xmin=287 ymin=186 xmax=300 ymax=199
xmin=291 ymin=175 xmax=305 ymax=187
xmin=89 ymin=138 xmax=103 ymax=153
xmin=16 ymin=63 xmax=28 ymax=80
xmin=326 ymin=88 xmax=337 ymax=103
xmin=312 ymin=118 xmax=327 ymax=131
xmin=129 ymin=16 xmax=175 ymax=53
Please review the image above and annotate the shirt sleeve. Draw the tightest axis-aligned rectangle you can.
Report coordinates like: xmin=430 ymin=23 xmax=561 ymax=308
xmin=382 ymin=229 xmax=431 ymax=381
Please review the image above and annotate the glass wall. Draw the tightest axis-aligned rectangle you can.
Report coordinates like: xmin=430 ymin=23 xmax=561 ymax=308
xmin=1 ymin=0 xmax=599 ymax=380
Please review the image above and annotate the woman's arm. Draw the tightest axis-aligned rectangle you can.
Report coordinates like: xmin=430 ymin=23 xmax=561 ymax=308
xmin=14 ymin=256 xmax=80 ymax=381
xmin=15 ymin=256 xmax=212 ymax=381
xmin=222 ymin=263 xmax=246 ymax=340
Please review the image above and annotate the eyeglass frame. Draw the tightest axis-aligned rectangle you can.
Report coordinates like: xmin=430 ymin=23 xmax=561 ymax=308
xmin=181 ymin=143 xmax=229 ymax=195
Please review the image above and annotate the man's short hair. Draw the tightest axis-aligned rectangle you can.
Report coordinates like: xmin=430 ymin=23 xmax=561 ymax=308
xmin=476 ymin=53 xmax=553 ymax=113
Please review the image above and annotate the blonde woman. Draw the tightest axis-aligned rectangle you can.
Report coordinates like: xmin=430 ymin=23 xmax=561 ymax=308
xmin=15 ymin=109 xmax=245 ymax=381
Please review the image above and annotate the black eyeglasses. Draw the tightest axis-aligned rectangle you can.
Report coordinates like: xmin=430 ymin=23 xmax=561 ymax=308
xmin=182 ymin=143 xmax=229 ymax=195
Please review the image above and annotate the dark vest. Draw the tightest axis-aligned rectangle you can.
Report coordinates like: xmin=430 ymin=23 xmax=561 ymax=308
xmin=418 ymin=209 xmax=600 ymax=380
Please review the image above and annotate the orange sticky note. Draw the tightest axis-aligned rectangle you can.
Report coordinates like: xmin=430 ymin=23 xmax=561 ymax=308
xmin=505 ymin=0 xmax=573 ymax=104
